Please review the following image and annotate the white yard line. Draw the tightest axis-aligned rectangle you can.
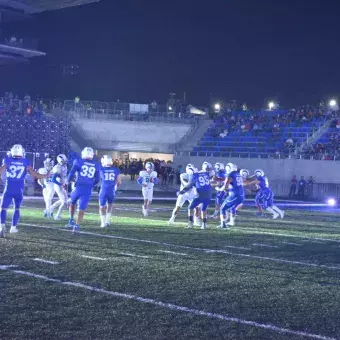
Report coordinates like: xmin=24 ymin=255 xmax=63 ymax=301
xmin=281 ymin=241 xmax=303 ymax=246
xmin=0 ymin=265 xmax=336 ymax=340
xmin=33 ymin=258 xmax=59 ymax=265
xmin=20 ymin=223 xmax=340 ymax=271
xmin=119 ymin=252 xmax=152 ymax=259
xmin=81 ymin=255 xmax=107 ymax=261
xmin=158 ymin=250 xmax=188 ymax=256
xmin=252 ymin=243 xmax=279 ymax=249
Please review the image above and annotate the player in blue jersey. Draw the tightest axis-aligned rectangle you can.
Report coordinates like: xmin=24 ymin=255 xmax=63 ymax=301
xmin=0 ymin=144 xmax=50 ymax=237
xmin=217 ymin=163 xmax=248 ymax=228
xmin=67 ymin=147 xmax=100 ymax=233
xmin=179 ymin=161 xmax=212 ymax=230
xmin=252 ymin=169 xmax=284 ymax=219
xmin=210 ymin=162 xmax=227 ymax=219
xmin=99 ymin=155 xmax=121 ymax=228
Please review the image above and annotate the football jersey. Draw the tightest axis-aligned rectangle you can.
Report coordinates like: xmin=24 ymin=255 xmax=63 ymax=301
xmin=228 ymin=171 xmax=245 ymax=196
xmin=38 ymin=167 xmax=53 ymax=186
xmin=215 ymin=169 xmax=227 ymax=188
xmin=139 ymin=170 xmax=158 ymax=189
xmin=3 ymin=157 xmax=30 ymax=191
xmin=191 ymin=171 xmax=212 ymax=198
xmin=68 ymin=158 xmax=100 ymax=188
xmin=257 ymin=175 xmax=269 ymax=189
xmin=52 ymin=164 xmax=68 ymax=185
xmin=100 ymin=166 xmax=120 ymax=188
xmin=180 ymin=173 xmax=197 ymax=196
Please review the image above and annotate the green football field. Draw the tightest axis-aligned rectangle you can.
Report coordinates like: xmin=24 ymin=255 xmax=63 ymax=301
xmin=0 ymin=199 xmax=340 ymax=340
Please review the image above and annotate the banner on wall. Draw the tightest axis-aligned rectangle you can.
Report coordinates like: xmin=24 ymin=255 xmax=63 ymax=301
xmin=129 ymin=103 xmax=148 ymax=114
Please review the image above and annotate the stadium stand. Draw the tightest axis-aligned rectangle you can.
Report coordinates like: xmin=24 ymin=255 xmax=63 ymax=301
xmin=191 ymin=107 xmax=329 ymax=158
xmin=0 ymin=114 xmax=71 ymax=156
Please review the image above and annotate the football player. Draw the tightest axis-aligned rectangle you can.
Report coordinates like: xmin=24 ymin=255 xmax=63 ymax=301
xmin=179 ymin=162 xmax=213 ymax=230
xmin=67 ymin=147 xmax=100 ymax=233
xmin=210 ymin=162 xmax=227 ymax=219
xmin=99 ymin=155 xmax=121 ymax=227
xmin=168 ymin=164 xmax=198 ymax=225
xmin=251 ymin=169 xmax=284 ymax=219
xmin=0 ymin=144 xmax=50 ymax=237
xmin=37 ymin=157 xmax=54 ymax=218
xmin=49 ymin=154 xmax=68 ymax=220
xmin=137 ymin=162 xmax=158 ymax=216
xmin=217 ymin=163 xmax=247 ymax=228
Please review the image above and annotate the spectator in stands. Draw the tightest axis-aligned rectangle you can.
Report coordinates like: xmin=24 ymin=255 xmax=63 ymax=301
xmin=176 ymin=165 xmax=182 ymax=185
xmin=289 ymin=175 xmax=297 ymax=198
xmin=285 ymin=137 xmax=294 ymax=148
xmin=307 ymin=176 xmax=315 ymax=198
xmin=168 ymin=168 xmax=175 ymax=186
xmin=130 ymin=160 xmax=138 ymax=181
xmin=298 ymin=176 xmax=307 ymax=198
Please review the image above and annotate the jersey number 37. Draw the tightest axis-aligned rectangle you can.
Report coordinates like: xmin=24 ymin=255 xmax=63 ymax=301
xmin=7 ymin=165 xmax=25 ymax=179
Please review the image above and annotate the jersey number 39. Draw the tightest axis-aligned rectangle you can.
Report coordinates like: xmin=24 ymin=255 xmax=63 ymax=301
xmin=80 ymin=165 xmax=96 ymax=178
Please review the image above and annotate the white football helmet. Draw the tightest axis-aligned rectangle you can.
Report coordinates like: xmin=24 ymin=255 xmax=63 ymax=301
xmin=44 ymin=158 xmax=54 ymax=171
xmin=186 ymin=163 xmax=196 ymax=174
xmin=101 ymin=155 xmax=113 ymax=167
xmin=57 ymin=154 xmax=67 ymax=165
xmin=81 ymin=147 xmax=94 ymax=160
xmin=240 ymin=169 xmax=250 ymax=178
xmin=145 ymin=162 xmax=154 ymax=173
xmin=225 ymin=163 xmax=237 ymax=174
xmin=11 ymin=144 xmax=24 ymax=158
xmin=254 ymin=169 xmax=265 ymax=177
xmin=214 ymin=162 xmax=224 ymax=172
xmin=202 ymin=161 xmax=212 ymax=172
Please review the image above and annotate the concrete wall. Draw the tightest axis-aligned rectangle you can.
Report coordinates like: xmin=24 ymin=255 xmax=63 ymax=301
xmin=75 ymin=119 xmax=191 ymax=148
xmin=173 ymin=155 xmax=340 ymax=183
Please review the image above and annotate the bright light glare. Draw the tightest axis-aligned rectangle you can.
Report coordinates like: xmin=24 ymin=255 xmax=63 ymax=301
xmin=214 ymin=103 xmax=221 ymax=111
xmin=329 ymin=99 xmax=337 ymax=107
xmin=168 ymin=106 xmax=173 ymax=111
xmin=327 ymin=198 xmax=336 ymax=206
xmin=268 ymin=101 xmax=275 ymax=110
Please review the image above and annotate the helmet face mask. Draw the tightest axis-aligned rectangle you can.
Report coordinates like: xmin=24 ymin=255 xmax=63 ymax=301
xmin=226 ymin=163 xmax=237 ymax=174
xmin=186 ymin=164 xmax=195 ymax=174
xmin=145 ymin=162 xmax=154 ymax=173
xmin=254 ymin=169 xmax=264 ymax=177
xmin=202 ymin=161 xmax=212 ymax=172
xmin=44 ymin=158 xmax=54 ymax=171
xmin=57 ymin=154 xmax=67 ymax=166
xmin=240 ymin=169 xmax=250 ymax=178
xmin=82 ymin=147 xmax=94 ymax=160
xmin=214 ymin=162 xmax=224 ymax=172
xmin=101 ymin=155 xmax=113 ymax=167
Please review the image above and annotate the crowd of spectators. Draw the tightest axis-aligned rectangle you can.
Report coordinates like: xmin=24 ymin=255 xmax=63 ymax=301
xmin=0 ymin=92 xmax=63 ymax=116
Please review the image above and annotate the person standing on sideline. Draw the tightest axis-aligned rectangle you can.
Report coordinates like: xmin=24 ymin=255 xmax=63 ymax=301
xmin=307 ymin=176 xmax=315 ymax=198
xmin=289 ymin=175 xmax=297 ymax=198
xmin=298 ymin=176 xmax=307 ymax=198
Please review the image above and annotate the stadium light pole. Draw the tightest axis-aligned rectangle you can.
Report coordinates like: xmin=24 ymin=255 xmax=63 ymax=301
xmin=268 ymin=101 xmax=275 ymax=110
xmin=329 ymin=99 xmax=337 ymax=108
xmin=214 ymin=103 xmax=221 ymax=112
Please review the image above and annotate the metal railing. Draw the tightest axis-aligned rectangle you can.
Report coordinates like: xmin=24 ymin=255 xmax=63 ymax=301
xmin=63 ymin=100 xmax=208 ymax=124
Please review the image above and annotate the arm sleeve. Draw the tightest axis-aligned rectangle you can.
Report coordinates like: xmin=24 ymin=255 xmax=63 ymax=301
xmin=153 ymin=177 xmax=158 ymax=185
xmin=137 ymin=177 xmax=143 ymax=185
xmin=93 ymin=168 xmax=100 ymax=187
xmin=67 ymin=162 xmax=78 ymax=183
xmin=51 ymin=173 xmax=62 ymax=186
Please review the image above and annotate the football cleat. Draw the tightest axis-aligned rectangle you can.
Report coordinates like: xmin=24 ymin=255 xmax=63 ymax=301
xmin=201 ymin=223 xmax=206 ymax=230
xmin=168 ymin=216 xmax=175 ymax=225
xmin=186 ymin=221 xmax=194 ymax=229
xmin=273 ymin=213 xmax=280 ymax=219
xmin=72 ymin=224 xmax=80 ymax=234
xmin=0 ymin=225 xmax=5 ymax=238
xmin=9 ymin=226 xmax=18 ymax=234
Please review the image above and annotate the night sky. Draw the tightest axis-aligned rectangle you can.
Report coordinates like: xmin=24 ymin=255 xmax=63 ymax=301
xmin=1 ymin=0 xmax=340 ymax=107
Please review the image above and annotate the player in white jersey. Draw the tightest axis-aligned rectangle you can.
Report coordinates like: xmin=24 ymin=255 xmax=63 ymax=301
xmin=49 ymin=154 xmax=68 ymax=220
xmin=137 ymin=162 xmax=158 ymax=216
xmin=168 ymin=164 xmax=198 ymax=225
xmin=37 ymin=158 xmax=54 ymax=218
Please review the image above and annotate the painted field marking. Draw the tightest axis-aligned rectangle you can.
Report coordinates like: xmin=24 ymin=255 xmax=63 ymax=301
xmin=252 ymin=243 xmax=279 ymax=249
xmin=0 ymin=265 xmax=336 ymax=340
xmin=81 ymin=255 xmax=107 ymax=261
xmin=158 ymin=250 xmax=188 ymax=256
xmin=281 ymin=241 xmax=303 ymax=246
xmin=33 ymin=258 xmax=59 ymax=265
xmin=20 ymin=223 xmax=340 ymax=271
xmin=119 ymin=252 xmax=152 ymax=259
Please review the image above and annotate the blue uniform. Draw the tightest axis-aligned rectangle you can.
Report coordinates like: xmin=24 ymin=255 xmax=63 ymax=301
xmin=68 ymin=158 xmax=100 ymax=210
xmin=1 ymin=157 xmax=30 ymax=209
xmin=99 ymin=166 xmax=120 ymax=206
xmin=255 ymin=175 xmax=273 ymax=208
xmin=215 ymin=169 xmax=227 ymax=205
xmin=221 ymin=171 xmax=245 ymax=215
xmin=181 ymin=171 xmax=212 ymax=211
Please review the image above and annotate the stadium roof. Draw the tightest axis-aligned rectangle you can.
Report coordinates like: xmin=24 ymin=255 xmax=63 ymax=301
xmin=0 ymin=0 xmax=101 ymax=14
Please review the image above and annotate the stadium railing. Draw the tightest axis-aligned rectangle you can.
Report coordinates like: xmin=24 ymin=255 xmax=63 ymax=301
xmin=63 ymin=100 xmax=208 ymax=124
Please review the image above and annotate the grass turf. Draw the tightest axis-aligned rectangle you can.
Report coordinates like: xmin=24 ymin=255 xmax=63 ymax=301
xmin=0 ymin=200 xmax=340 ymax=340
